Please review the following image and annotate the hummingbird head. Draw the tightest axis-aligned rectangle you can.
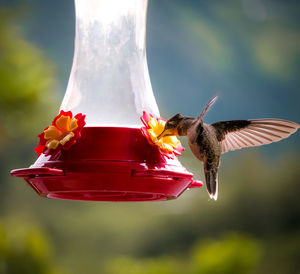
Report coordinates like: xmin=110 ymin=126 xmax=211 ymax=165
xmin=157 ymin=113 xmax=184 ymax=139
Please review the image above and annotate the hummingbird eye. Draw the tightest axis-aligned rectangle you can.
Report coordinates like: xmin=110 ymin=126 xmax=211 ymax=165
xmin=165 ymin=113 xmax=183 ymax=129
xmin=165 ymin=121 xmax=171 ymax=129
xmin=165 ymin=120 xmax=176 ymax=129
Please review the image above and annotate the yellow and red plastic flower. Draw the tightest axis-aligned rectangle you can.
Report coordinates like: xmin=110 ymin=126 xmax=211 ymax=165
xmin=140 ymin=111 xmax=184 ymax=158
xmin=35 ymin=110 xmax=86 ymax=156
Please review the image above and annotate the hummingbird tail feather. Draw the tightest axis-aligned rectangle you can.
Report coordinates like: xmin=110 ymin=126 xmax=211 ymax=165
xmin=198 ymin=95 xmax=219 ymax=120
xmin=209 ymin=184 xmax=218 ymax=201
xmin=205 ymin=167 xmax=218 ymax=200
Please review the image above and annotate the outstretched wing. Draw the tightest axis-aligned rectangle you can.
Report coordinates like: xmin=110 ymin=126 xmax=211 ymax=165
xmin=212 ymin=119 xmax=299 ymax=154
xmin=198 ymin=95 xmax=218 ymax=120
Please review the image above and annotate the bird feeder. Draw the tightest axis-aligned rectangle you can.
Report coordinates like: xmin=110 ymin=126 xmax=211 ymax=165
xmin=10 ymin=0 xmax=202 ymax=201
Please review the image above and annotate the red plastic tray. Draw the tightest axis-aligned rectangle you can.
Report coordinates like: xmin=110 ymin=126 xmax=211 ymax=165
xmin=11 ymin=127 xmax=202 ymax=201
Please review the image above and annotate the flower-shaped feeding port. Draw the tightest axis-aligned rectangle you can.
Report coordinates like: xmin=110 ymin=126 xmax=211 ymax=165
xmin=140 ymin=111 xmax=184 ymax=158
xmin=35 ymin=110 xmax=86 ymax=156
xmin=10 ymin=0 xmax=202 ymax=202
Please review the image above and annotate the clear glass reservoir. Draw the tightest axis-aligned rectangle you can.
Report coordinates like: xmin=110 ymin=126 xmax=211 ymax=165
xmin=60 ymin=0 xmax=160 ymax=127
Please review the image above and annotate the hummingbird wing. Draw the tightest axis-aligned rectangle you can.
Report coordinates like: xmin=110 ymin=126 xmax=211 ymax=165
xmin=198 ymin=95 xmax=219 ymax=120
xmin=212 ymin=119 xmax=299 ymax=154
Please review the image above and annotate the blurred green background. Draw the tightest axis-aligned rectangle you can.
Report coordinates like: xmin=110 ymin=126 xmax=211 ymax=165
xmin=0 ymin=0 xmax=300 ymax=273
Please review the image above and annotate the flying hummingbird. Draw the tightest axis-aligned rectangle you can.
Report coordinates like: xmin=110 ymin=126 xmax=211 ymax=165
xmin=157 ymin=96 xmax=299 ymax=200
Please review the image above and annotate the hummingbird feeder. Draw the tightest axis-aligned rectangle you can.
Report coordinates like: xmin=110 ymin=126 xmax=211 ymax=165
xmin=10 ymin=0 xmax=202 ymax=201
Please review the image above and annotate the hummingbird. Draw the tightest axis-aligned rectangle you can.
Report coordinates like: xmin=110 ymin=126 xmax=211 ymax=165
xmin=157 ymin=96 xmax=299 ymax=200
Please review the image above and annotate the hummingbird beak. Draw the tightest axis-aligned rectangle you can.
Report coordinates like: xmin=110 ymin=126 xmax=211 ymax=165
xmin=157 ymin=129 xmax=167 ymax=140
xmin=157 ymin=128 xmax=178 ymax=140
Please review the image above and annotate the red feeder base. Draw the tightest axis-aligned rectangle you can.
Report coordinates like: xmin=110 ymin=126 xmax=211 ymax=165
xmin=10 ymin=127 xmax=202 ymax=202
